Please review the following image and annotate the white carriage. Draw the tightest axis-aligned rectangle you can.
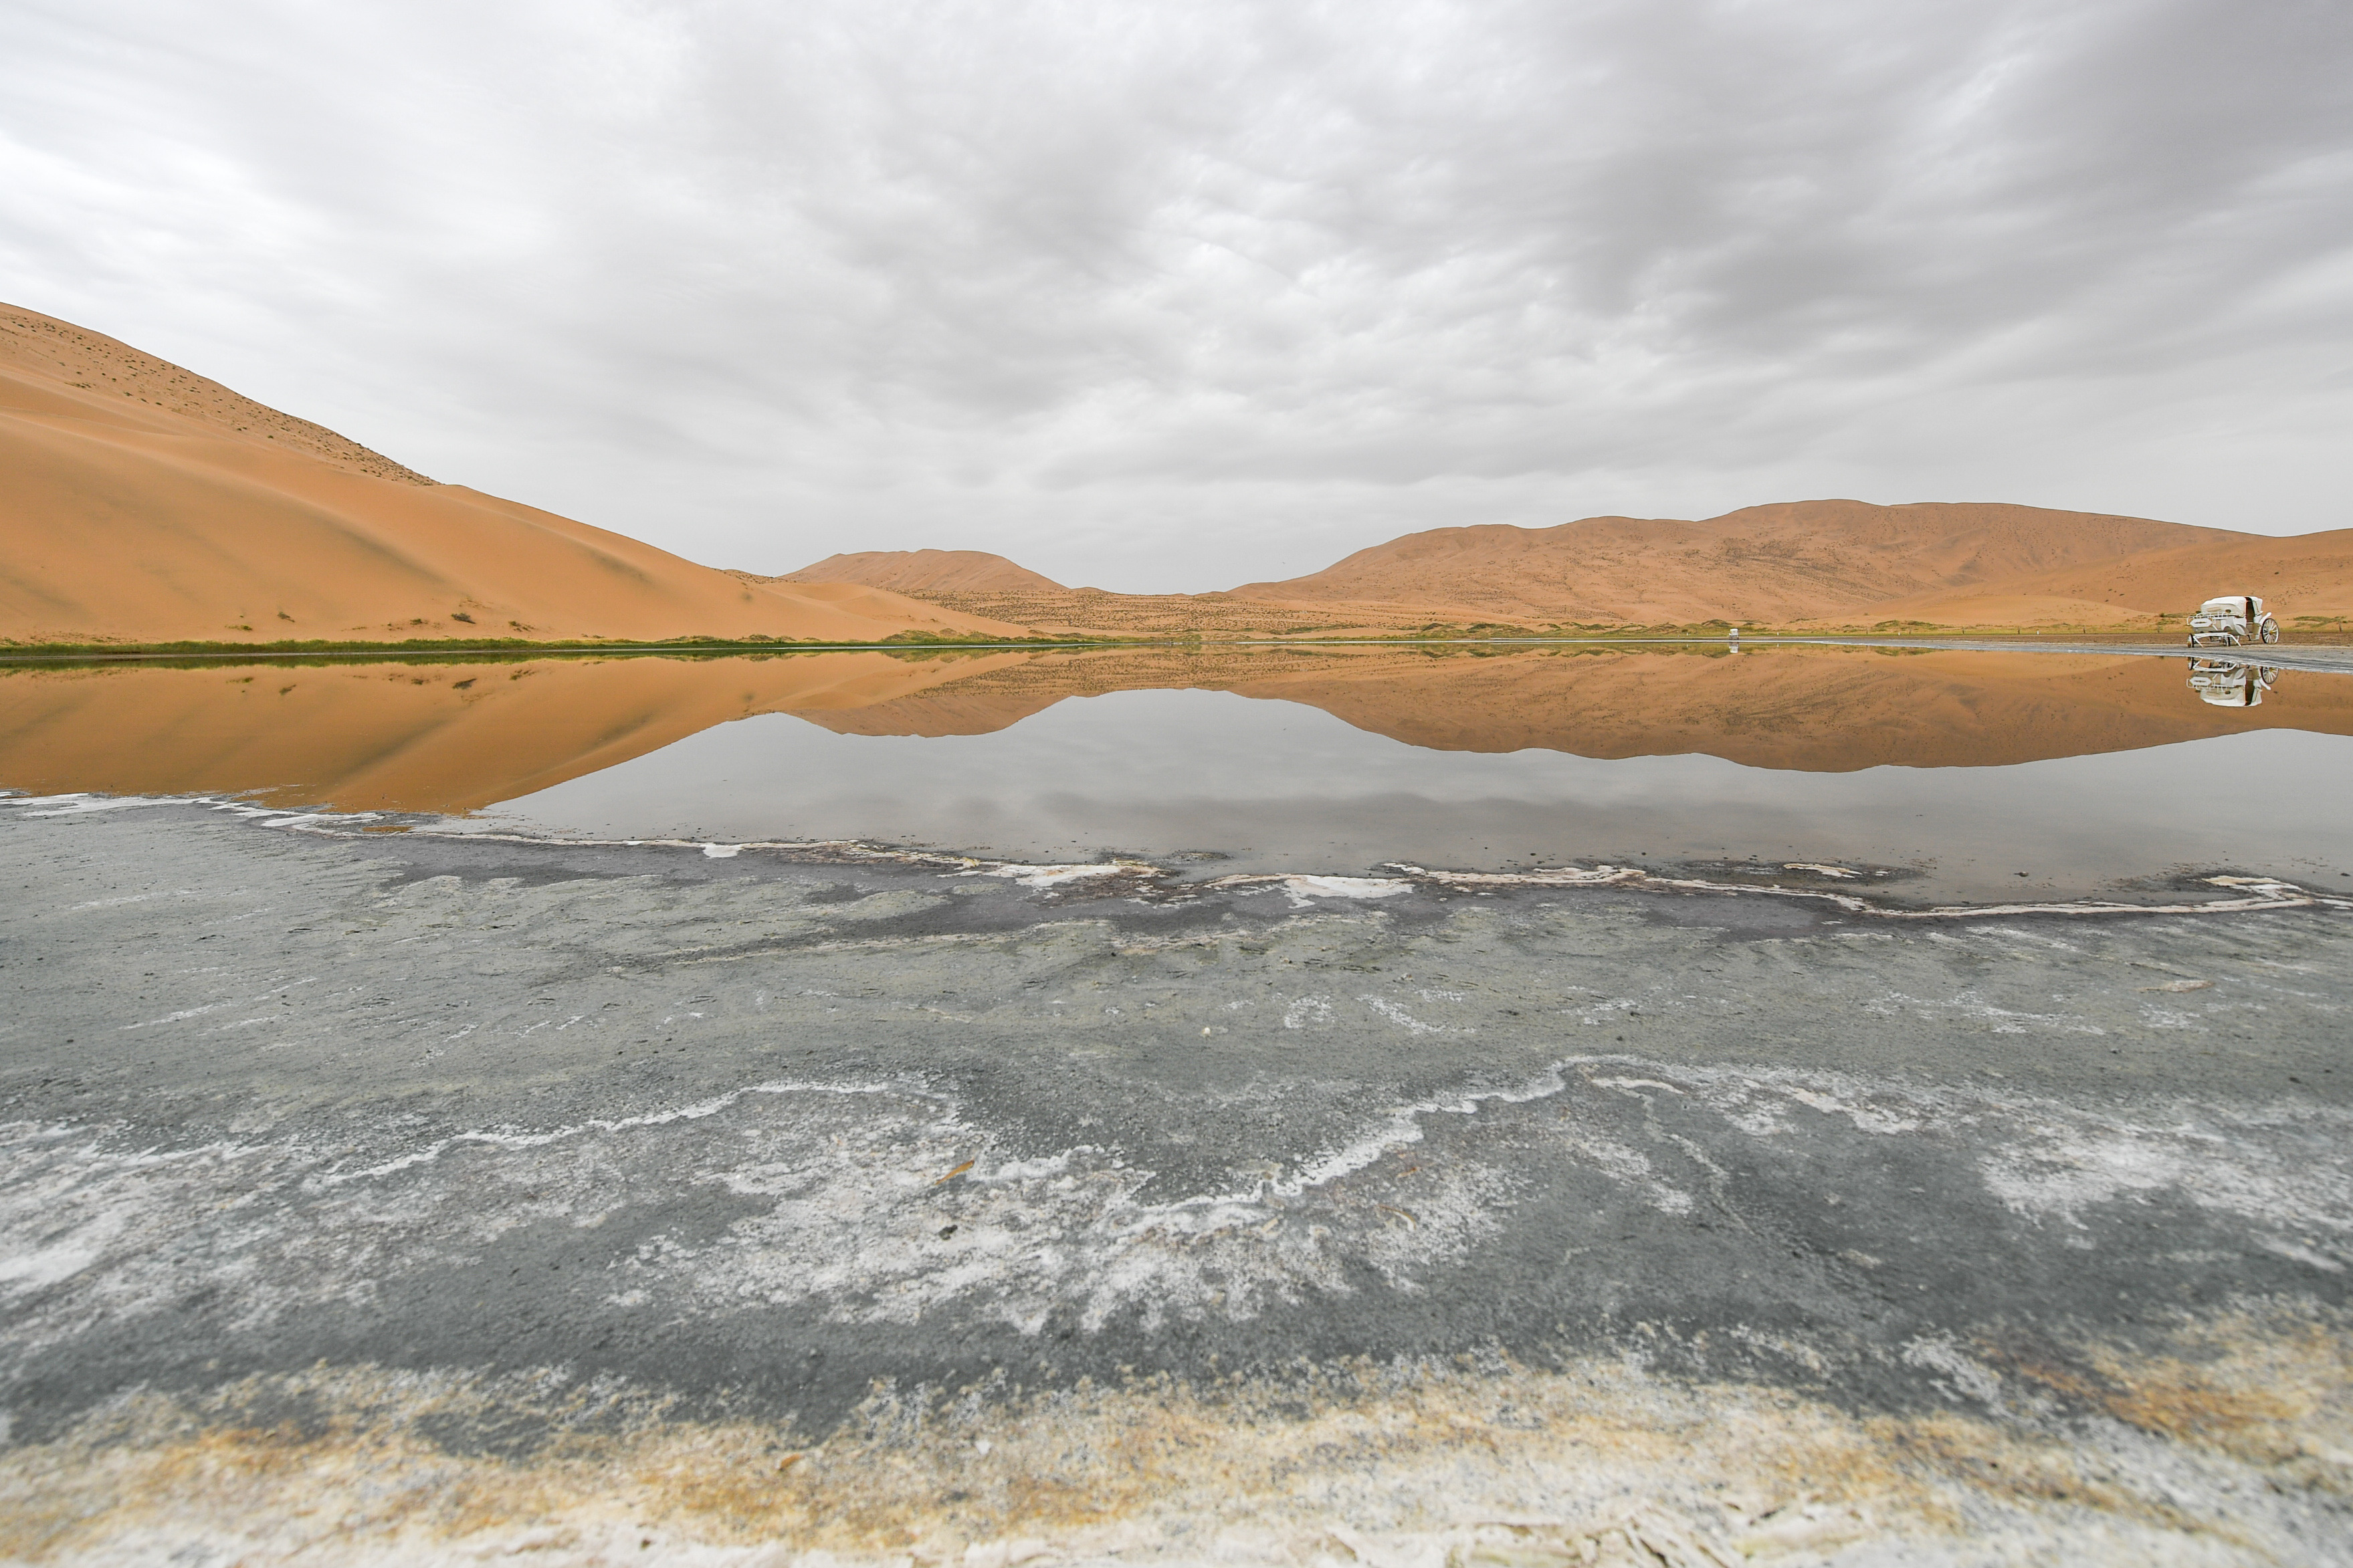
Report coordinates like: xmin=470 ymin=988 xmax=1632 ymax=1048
xmin=2186 ymin=595 xmax=2279 ymax=647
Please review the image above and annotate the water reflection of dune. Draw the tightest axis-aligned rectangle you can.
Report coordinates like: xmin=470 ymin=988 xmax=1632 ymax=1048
xmin=801 ymin=645 xmax=2353 ymax=771
xmin=1229 ymin=647 xmax=2353 ymax=769
xmin=0 ymin=651 xmax=1028 ymax=812
xmin=4 ymin=645 xmax=2349 ymax=818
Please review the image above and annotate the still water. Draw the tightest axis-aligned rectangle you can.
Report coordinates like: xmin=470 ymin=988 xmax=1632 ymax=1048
xmin=5 ymin=642 xmax=2348 ymax=904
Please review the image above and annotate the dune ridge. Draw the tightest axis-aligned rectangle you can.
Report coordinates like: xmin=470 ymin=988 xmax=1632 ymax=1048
xmin=0 ymin=304 xmax=434 ymax=485
xmin=1226 ymin=500 xmax=2259 ymax=626
xmin=869 ymin=501 xmax=2353 ymax=634
xmin=0 ymin=304 xmax=1035 ymax=647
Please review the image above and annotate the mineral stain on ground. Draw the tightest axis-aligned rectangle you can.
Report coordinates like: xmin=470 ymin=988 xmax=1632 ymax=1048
xmin=2 ymin=798 xmax=2348 ymax=1563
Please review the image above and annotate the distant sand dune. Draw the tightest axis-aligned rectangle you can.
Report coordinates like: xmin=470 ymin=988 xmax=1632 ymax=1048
xmin=1227 ymin=499 xmax=2272 ymax=627
xmin=813 ymin=502 xmax=2353 ymax=635
xmin=0 ymin=304 xmax=1035 ymax=647
xmin=774 ymin=548 xmax=1068 ymax=595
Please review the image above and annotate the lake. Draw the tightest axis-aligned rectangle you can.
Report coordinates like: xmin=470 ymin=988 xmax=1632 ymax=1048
xmin=5 ymin=641 xmax=2349 ymax=905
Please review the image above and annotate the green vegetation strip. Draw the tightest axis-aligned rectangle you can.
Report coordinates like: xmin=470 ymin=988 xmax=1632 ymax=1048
xmin=0 ymin=632 xmax=1118 ymax=664
xmin=7 ymin=625 xmax=2346 ymax=669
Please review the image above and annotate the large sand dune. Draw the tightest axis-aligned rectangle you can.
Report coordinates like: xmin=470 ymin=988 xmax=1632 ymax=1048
xmin=849 ymin=502 xmax=2353 ymax=634
xmin=0 ymin=304 xmax=1033 ymax=646
xmin=16 ymin=300 xmax=2342 ymax=643
xmin=1228 ymin=500 xmax=2259 ymax=626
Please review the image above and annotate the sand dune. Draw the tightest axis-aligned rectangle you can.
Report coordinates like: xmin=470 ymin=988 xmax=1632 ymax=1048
xmin=843 ymin=501 xmax=2351 ymax=634
xmin=1874 ymin=526 xmax=2353 ymax=627
xmin=776 ymin=549 xmax=1067 ymax=594
xmin=1 ymin=301 xmax=436 ymax=484
xmin=15 ymin=301 xmax=2338 ymax=642
xmin=1227 ymin=500 xmax=2251 ymax=627
xmin=0 ymin=304 xmax=1034 ymax=646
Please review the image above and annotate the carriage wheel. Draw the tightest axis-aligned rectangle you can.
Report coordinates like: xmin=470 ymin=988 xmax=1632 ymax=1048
xmin=2261 ymin=619 xmax=2280 ymax=644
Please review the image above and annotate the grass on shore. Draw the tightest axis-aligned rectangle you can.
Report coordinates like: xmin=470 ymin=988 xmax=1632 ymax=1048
xmin=9 ymin=617 xmax=2346 ymax=665
xmin=0 ymin=631 xmax=1118 ymax=661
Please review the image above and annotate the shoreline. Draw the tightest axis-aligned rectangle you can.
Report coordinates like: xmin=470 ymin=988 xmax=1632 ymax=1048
xmin=21 ymin=790 xmax=2353 ymax=919
xmin=9 ymin=630 xmax=2353 ymax=671
xmin=4 ymin=798 xmax=2349 ymax=1562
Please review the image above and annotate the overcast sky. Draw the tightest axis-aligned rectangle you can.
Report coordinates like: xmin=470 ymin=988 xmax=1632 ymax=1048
xmin=7 ymin=1 xmax=2349 ymax=588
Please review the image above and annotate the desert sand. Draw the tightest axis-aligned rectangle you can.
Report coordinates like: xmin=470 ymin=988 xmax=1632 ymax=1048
xmin=0 ymin=304 xmax=1034 ymax=646
xmin=16 ymin=298 xmax=2345 ymax=647
xmin=1226 ymin=499 xmax=2249 ymax=626
xmin=769 ymin=548 xmax=1068 ymax=594
xmin=1873 ymin=524 xmax=2353 ymax=628
xmin=788 ymin=500 xmax=2353 ymax=635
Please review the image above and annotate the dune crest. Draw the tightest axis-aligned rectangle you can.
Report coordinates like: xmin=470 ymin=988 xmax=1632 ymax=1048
xmin=0 ymin=303 xmax=433 ymax=484
xmin=0 ymin=304 xmax=1035 ymax=647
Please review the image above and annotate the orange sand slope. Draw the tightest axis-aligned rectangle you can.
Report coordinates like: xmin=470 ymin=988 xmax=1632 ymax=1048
xmin=0 ymin=304 xmax=1034 ymax=646
xmin=774 ymin=549 xmax=1069 ymax=594
xmin=1879 ymin=526 xmax=2353 ymax=628
xmin=820 ymin=502 xmax=2353 ymax=634
xmin=1228 ymin=501 xmax=2276 ymax=627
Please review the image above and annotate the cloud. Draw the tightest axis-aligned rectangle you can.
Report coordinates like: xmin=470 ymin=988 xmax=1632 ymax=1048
xmin=4 ymin=0 xmax=2348 ymax=587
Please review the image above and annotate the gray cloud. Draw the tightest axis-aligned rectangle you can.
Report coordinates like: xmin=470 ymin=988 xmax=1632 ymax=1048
xmin=5 ymin=0 xmax=2348 ymax=588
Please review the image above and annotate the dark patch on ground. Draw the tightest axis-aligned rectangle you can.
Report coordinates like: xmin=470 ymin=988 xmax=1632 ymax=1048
xmin=3 ymin=803 xmax=2348 ymax=1458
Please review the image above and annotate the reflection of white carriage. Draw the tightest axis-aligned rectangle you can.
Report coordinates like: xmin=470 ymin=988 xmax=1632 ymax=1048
xmin=2186 ymin=595 xmax=2279 ymax=647
xmin=2186 ymin=658 xmax=2280 ymax=707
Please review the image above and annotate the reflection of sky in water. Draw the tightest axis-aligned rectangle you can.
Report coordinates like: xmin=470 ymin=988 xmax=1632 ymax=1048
xmin=471 ymin=687 xmax=2353 ymax=903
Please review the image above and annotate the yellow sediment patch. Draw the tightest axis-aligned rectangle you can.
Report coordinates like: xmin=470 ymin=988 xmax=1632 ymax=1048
xmin=5 ymin=1310 xmax=2346 ymax=1565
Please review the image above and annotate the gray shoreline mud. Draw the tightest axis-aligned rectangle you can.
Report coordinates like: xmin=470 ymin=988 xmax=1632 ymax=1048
xmin=4 ymin=800 xmax=2350 ymax=1563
